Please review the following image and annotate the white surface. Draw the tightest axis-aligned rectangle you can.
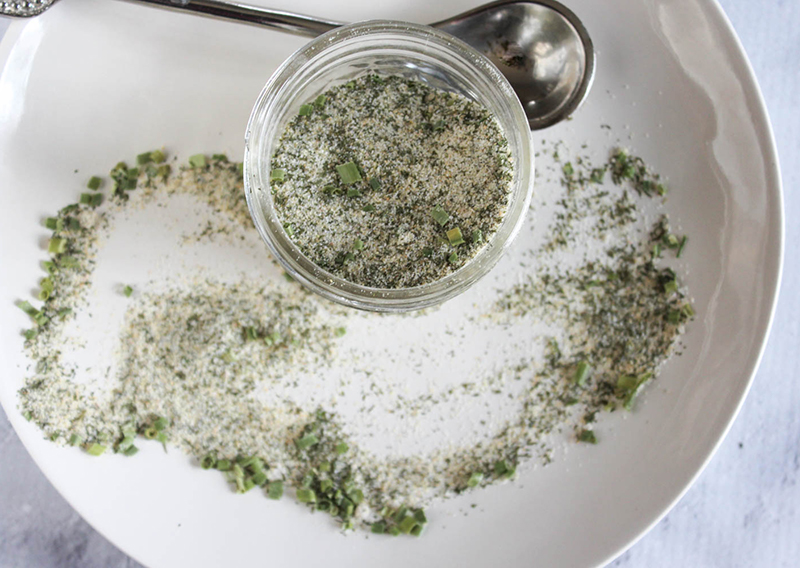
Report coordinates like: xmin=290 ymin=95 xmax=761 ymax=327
xmin=0 ymin=1 xmax=795 ymax=568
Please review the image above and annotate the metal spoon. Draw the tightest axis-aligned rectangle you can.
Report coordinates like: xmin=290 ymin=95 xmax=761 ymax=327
xmin=2 ymin=0 xmax=594 ymax=129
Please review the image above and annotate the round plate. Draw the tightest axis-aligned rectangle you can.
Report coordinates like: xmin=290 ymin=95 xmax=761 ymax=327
xmin=0 ymin=0 xmax=782 ymax=567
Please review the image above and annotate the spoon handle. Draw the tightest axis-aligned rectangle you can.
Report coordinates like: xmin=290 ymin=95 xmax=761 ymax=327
xmin=121 ymin=0 xmax=341 ymax=37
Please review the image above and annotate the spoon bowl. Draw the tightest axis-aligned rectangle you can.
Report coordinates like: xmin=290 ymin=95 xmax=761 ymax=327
xmin=1 ymin=0 xmax=594 ymax=129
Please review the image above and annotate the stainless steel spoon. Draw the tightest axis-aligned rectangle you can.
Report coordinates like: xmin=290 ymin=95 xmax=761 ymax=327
xmin=2 ymin=0 xmax=594 ymax=129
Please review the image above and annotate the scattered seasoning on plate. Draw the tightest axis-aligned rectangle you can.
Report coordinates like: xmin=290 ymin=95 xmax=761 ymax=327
xmin=14 ymin=143 xmax=693 ymax=536
xmin=269 ymin=74 xmax=514 ymax=288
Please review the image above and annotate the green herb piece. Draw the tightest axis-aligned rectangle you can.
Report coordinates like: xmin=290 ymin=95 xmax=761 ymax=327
xmin=157 ymin=164 xmax=171 ymax=178
xmin=346 ymin=187 xmax=361 ymax=198
xmin=617 ymin=372 xmax=652 ymax=410
xmin=151 ymin=149 xmax=166 ymax=163
xmin=676 ymin=235 xmax=688 ymax=258
xmin=153 ymin=416 xmax=168 ymax=431
xmin=663 ymin=279 xmax=678 ymax=295
xmin=448 ymin=251 xmax=458 ymax=264
xmin=215 ymin=459 xmax=232 ymax=471
xmin=267 ymin=480 xmax=284 ymax=500
xmin=200 ymin=454 xmax=216 ymax=469
xmin=295 ymin=433 xmax=319 ymax=450
xmin=282 ymin=222 xmax=294 ymax=238
xmin=353 ymin=239 xmax=364 ymax=251
xmin=348 ymin=488 xmax=364 ymax=505
xmin=188 ymin=154 xmax=206 ymax=168
xmin=590 ymin=168 xmax=606 ymax=184
xmin=298 ymin=104 xmax=314 ymax=117
xmin=410 ymin=524 xmax=424 ymax=537
xmin=87 ymin=176 xmax=103 ymax=190
xmin=652 ymin=243 xmax=661 ymax=258
xmin=664 ymin=234 xmax=679 ymax=248
xmin=23 ymin=329 xmax=37 ymax=340
xmin=388 ymin=526 xmax=401 ymax=536
xmin=136 ymin=152 xmax=153 ymax=165
xmin=397 ymin=515 xmax=418 ymax=534
xmin=574 ymin=361 xmax=591 ymax=386
xmin=270 ymin=168 xmax=286 ymax=182
xmin=361 ymin=204 xmax=375 ymax=212
xmin=22 ymin=410 xmax=33 ymax=421
xmin=122 ymin=446 xmax=139 ymax=456
xmin=682 ymin=303 xmax=695 ymax=318
xmin=336 ymin=161 xmax=362 ymax=185
xmin=123 ymin=285 xmax=133 ymax=298
xmin=80 ymin=193 xmax=103 ymax=207
xmin=45 ymin=217 xmax=58 ymax=230
xmin=251 ymin=471 xmax=268 ymax=486
xmin=369 ymin=177 xmax=381 ymax=190
xmin=562 ymin=162 xmax=574 ymax=177
xmin=296 ymin=488 xmax=316 ymax=503
xmin=430 ymin=206 xmax=450 ymax=226
xmin=48 ymin=237 xmax=67 ymax=254
xmin=313 ymin=94 xmax=327 ymax=108
xmin=86 ymin=443 xmax=106 ymax=456
xmin=59 ymin=256 xmax=79 ymax=269
xmin=371 ymin=521 xmax=386 ymax=534
xmin=494 ymin=459 xmax=515 ymax=478
xmin=578 ymin=429 xmax=597 ymax=444
xmin=471 ymin=229 xmax=483 ymax=244
xmin=446 ymin=227 xmax=465 ymax=246
xmin=413 ymin=509 xmax=427 ymax=524
xmin=335 ymin=442 xmax=348 ymax=454
xmin=334 ymin=327 xmax=347 ymax=338
xmin=68 ymin=434 xmax=82 ymax=446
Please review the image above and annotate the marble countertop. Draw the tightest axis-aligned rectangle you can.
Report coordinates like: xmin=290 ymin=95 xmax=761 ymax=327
xmin=1 ymin=0 xmax=798 ymax=566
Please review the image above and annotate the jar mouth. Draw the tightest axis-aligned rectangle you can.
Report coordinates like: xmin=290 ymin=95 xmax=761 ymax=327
xmin=244 ymin=20 xmax=533 ymax=312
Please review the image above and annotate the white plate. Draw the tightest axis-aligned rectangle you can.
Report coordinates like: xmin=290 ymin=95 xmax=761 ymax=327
xmin=0 ymin=0 xmax=782 ymax=567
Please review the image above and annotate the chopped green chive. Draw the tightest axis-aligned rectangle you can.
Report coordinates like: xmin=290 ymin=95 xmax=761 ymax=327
xmin=215 ymin=459 xmax=232 ymax=471
xmin=578 ymin=429 xmax=597 ymax=444
xmin=212 ymin=153 xmax=228 ymax=162
xmin=296 ymin=488 xmax=316 ymax=503
xmin=251 ymin=471 xmax=268 ymax=486
xmin=136 ymin=152 xmax=153 ymax=165
xmin=369 ymin=177 xmax=381 ymax=190
xmin=48 ymin=237 xmax=67 ymax=254
xmin=122 ymin=446 xmax=139 ymax=456
xmin=682 ymin=303 xmax=695 ymax=318
xmin=87 ymin=176 xmax=102 ymax=190
xmin=448 ymin=251 xmax=458 ymax=264
xmin=334 ymin=327 xmax=346 ymax=337
xmin=663 ymin=279 xmax=678 ymax=294
xmin=80 ymin=193 xmax=103 ymax=207
xmin=151 ymin=149 xmax=166 ymax=163
xmin=353 ymin=239 xmax=364 ymax=251
xmin=471 ymin=229 xmax=483 ymax=244
xmin=123 ymin=285 xmax=133 ymax=298
xmin=446 ymin=227 xmax=465 ymax=246
xmin=336 ymin=161 xmax=362 ymax=185
xmin=388 ymin=526 xmax=401 ymax=536
xmin=574 ymin=361 xmax=591 ymax=386
xmin=314 ymin=94 xmax=327 ymax=108
xmin=295 ymin=433 xmax=319 ymax=450
xmin=200 ymin=454 xmax=216 ymax=469
xmin=188 ymin=154 xmax=206 ymax=168
xmin=68 ymin=434 xmax=82 ymax=446
xmin=494 ymin=459 xmax=515 ymax=478
xmin=282 ymin=223 xmax=294 ymax=237
xmin=23 ymin=329 xmax=37 ymax=340
xmin=22 ymin=410 xmax=33 ymax=421
xmin=664 ymin=234 xmax=679 ymax=248
xmin=562 ymin=162 xmax=574 ymax=177
xmin=410 ymin=524 xmax=424 ymax=537
xmin=157 ymin=164 xmax=171 ymax=178
xmin=86 ymin=443 xmax=106 ymax=456
xmin=676 ymin=235 xmax=688 ymax=258
xmin=652 ymin=243 xmax=661 ymax=258
xmin=590 ymin=167 xmax=606 ymax=183
xmin=361 ymin=204 xmax=375 ymax=212
xmin=371 ymin=521 xmax=386 ymax=534
xmin=346 ymin=187 xmax=361 ymax=198
xmin=397 ymin=515 xmax=418 ymax=534
xmin=335 ymin=442 xmax=349 ymax=454
xmin=271 ymin=168 xmax=286 ymax=182
xmin=45 ymin=217 xmax=58 ymax=230
xmin=267 ymin=480 xmax=284 ymax=499
xmin=430 ymin=205 xmax=450 ymax=226
xmin=667 ymin=310 xmax=682 ymax=324
xmin=467 ymin=472 xmax=483 ymax=487
xmin=298 ymin=104 xmax=314 ymax=116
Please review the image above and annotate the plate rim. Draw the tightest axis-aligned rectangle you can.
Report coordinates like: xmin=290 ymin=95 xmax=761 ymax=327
xmin=0 ymin=0 xmax=785 ymax=565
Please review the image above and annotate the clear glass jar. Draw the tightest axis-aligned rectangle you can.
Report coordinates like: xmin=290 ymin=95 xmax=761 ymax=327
xmin=244 ymin=20 xmax=533 ymax=312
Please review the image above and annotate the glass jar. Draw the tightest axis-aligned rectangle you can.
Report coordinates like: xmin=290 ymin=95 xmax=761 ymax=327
xmin=244 ymin=20 xmax=533 ymax=312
